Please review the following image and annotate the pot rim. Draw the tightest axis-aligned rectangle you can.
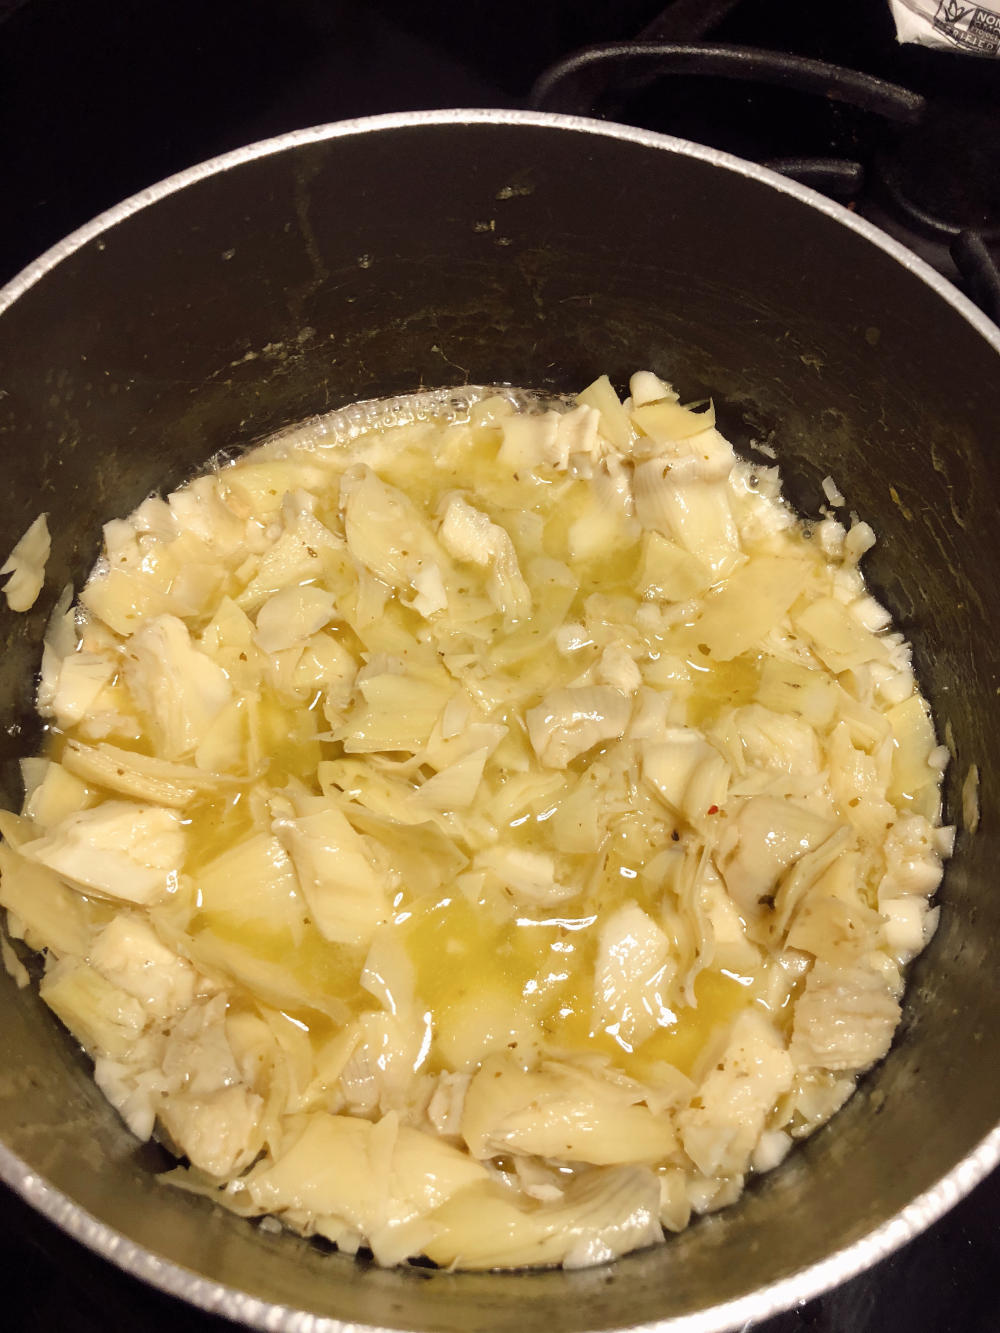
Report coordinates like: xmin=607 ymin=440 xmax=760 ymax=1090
xmin=3 ymin=107 xmax=1000 ymax=354
xmin=1 ymin=106 xmax=998 ymax=1333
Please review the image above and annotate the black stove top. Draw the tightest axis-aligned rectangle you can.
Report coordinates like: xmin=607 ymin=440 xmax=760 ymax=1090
xmin=2 ymin=2 xmax=999 ymax=1330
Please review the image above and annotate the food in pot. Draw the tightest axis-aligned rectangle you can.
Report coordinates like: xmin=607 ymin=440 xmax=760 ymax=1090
xmin=2 ymin=512 xmax=50 ymax=612
xmin=0 ymin=372 xmax=950 ymax=1269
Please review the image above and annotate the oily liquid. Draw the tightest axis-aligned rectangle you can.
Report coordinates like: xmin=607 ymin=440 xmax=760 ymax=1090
xmin=215 ymin=607 xmax=761 ymax=1079
xmin=58 ymin=396 xmax=775 ymax=1088
xmin=373 ymin=414 xmax=769 ymax=1080
xmin=400 ymin=891 xmax=758 ymax=1079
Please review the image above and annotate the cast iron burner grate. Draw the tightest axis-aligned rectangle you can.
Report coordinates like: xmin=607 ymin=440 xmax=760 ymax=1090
xmin=529 ymin=1 xmax=1000 ymax=322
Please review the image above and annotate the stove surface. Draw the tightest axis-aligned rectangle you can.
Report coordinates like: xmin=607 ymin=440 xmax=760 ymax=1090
xmin=1 ymin=3 xmax=998 ymax=1330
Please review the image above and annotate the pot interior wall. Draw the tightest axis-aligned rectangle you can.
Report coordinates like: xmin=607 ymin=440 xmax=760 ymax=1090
xmin=0 ymin=118 xmax=997 ymax=1330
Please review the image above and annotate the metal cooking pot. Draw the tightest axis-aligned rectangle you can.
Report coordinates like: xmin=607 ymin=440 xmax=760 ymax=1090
xmin=0 ymin=110 xmax=998 ymax=1333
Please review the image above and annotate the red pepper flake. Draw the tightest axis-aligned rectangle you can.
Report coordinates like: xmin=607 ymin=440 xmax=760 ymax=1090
xmin=707 ymin=804 xmax=719 ymax=815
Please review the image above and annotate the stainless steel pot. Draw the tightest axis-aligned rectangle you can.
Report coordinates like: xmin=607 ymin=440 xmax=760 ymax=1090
xmin=1 ymin=109 xmax=998 ymax=1333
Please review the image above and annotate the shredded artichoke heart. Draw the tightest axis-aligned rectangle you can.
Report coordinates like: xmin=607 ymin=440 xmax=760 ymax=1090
xmin=0 ymin=373 xmax=949 ymax=1272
